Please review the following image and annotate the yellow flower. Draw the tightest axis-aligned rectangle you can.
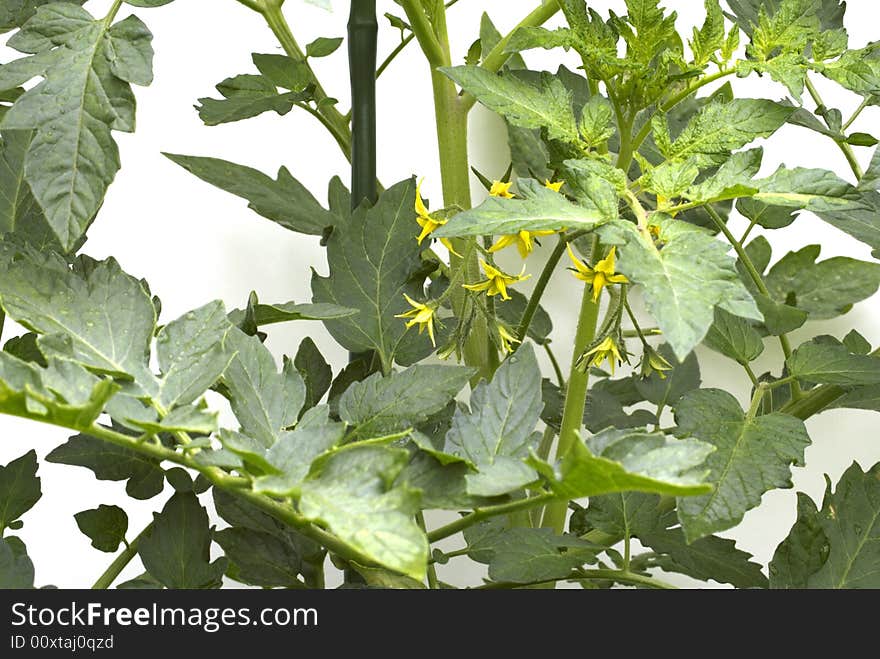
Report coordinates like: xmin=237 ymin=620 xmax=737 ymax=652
xmin=463 ymin=260 xmax=531 ymax=301
xmin=498 ymin=325 xmax=521 ymax=354
xmin=489 ymin=180 xmax=515 ymax=198
xmin=415 ymin=179 xmax=459 ymax=256
xmin=567 ymin=245 xmax=629 ymax=302
xmin=639 ymin=346 xmax=673 ymax=380
xmin=580 ymin=336 xmax=624 ymax=374
xmin=395 ymin=294 xmax=437 ymax=346
xmin=488 ymin=229 xmax=556 ymax=259
xmin=545 ymin=179 xmax=565 ymax=193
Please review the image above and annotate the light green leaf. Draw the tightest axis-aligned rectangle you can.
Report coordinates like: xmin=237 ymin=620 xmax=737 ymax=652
xmin=703 ymin=307 xmax=765 ymax=363
xmin=299 ymin=445 xmax=427 ymax=580
xmin=684 ymin=148 xmax=763 ymax=204
xmin=773 ymin=462 xmax=880 ymax=588
xmin=530 ymin=426 xmax=714 ymax=499
xmin=753 ymin=167 xmax=863 ymax=211
xmin=0 ymin=450 xmax=41 ymax=532
xmin=221 ymin=329 xmax=305 ymax=448
xmin=763 ymin=244 xmax=880 ymax=320
xmin=139 ymin=492 xmax=226 ymax=589
xmin=441 ymin=345 xmax=543 ymax=497
xmin=675 ymin=388 xmax=811 ymax=542
xmin=787 ymin=339 xmax=880 ymax=386
xmin=152 ymin=301 xmax=234 ymax=409
xmin=0 ymin=243 xmax=155 ymax=381
xmin=599 ymin=216 xmax=762 ymax=360
xmin=196 ymin=74 xmax=308 ymax=125
xmin=578 ymin=95 xmax=615 ymax=148
xmin=305 ymin=36 xmax=342 ymax=58
xmin=690 ymin=0 xmax=725 ymax=66
xmin=47 ymin=431 xmax=164 ymax=500
xmin=312 ymin=178 xmax=434 ymax=369
xmin=440 ymin=66 xmax=579 ymax=143
xmin=0 ymin=537 xmax=34 ymax=589
xmin=74 ymin=504 xmax=128 ymax=552
xmin=1 ymin=4 xmax=153 ymax=250
xmin=339 ymin=365 xmax=473 ymax=440
xmin=164 ymin=154 xmax=337 ymax=236
xmin=0 ymin=1 xmax=85 ymax=34
xmin=658 ymin=99 xmax=793 ymax=167
xmin=129 ymin=405 xmax=218 ymax=436
xmin=434 ymin=179 xmax=613 ymax=239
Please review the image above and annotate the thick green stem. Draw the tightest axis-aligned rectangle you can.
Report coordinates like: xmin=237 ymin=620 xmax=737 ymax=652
xmin=91 ymin=523 xmax=153 ymax=590
xmin=805 ymin=76 xmax=864 ymax=180
xmin=348 ymin=0 xmax=378 ymax=207
xmin=542 ymin=253 xmax=602 ymax=534
xmin=261 ymin=4 xmax=352 ymax=160
xmin=782 ymin=347 xmax=880 ymax=419
xmin=705 ymin=205 xmax=803 ymax=400
xmin=416 ymin=512 xmax=439 ymax=588
xmin=102 ymin=0 xmax=124 ymax=26
xmin=427 ymin=493 xmax=556 ymax=543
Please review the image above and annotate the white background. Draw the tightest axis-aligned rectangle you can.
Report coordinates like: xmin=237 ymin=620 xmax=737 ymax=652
xmin=1 ymin=0 xmax=878 ymax=589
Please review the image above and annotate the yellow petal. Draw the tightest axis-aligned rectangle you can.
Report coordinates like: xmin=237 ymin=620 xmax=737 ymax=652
xmin=489 ymin=180 xmax=515 ymax=198
xmin=488 ymin=234 xmax=518 ymax=253
xmin=545 ymin=180 xmax=565 ymax=193
xmin=440 ymin=237 xmax=462 ymax=257
xmin=415 ymin=178 xmax=431 ymax=217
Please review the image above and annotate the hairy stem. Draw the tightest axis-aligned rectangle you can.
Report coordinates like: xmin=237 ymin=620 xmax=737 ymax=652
xmin=542 ymin=239 xmax=602 ymax=534
xmin=91 ymin=522 xmax=153 ymax=590
xmin=427 ymin=493 xmax=556 ymax=543
xmin=805 ymin=76 xmax=864 ymax=180
xmin=704 ymin=205 xmax=803 ymax=401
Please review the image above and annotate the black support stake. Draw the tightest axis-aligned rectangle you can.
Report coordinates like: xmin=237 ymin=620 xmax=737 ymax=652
xmin=348 ymin=0 xmax=378 ymax=210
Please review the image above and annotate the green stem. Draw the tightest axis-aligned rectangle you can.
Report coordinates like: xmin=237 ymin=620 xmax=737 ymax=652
xmin=417 ymin=512 xmax=439 ymax=588
xmin=427 ymin=493 xmax=556 ymax=543
xmin=377 ymin=0 xmax=462 ymax=79
xmin=747 ymin=383 xmax=769 ymax=422
xmin=704 ymin=205 xmax=803 ymax=400
xmin=542 ymin=246 xmax=602 ymax=534
xmin=843 ymin=97 xmax=870 ymax=132
xmin=102 ymin=0 xmax=124 ymax=26
xmin=0 ymin=310 xmax=5 ymax=345
xmin=543 ymin=342 xmax=565 ymax=388
xmin=805 ymin=76 xmax=864 ymax=180
xmin=476 ymin=569 xmax=677 ymax=590
xmin=741 ymin=361 xmax=759 ymax=388
xmin=91 ymin=523 xmax=153 ymax=590
xmin=399 ymin=0 xmax=445 ymax=67
xmin=516 ymin=235 xmax=567 ymax=344
xmin=261 ymin=3 xmax=353 ymax=160
xmin=461 ymin=0 xmax=562 ymax=112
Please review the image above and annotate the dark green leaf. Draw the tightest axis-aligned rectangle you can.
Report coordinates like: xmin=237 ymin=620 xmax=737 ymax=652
xmin=305 ymin=36 xmax=343 ymax=58
xmin=164 ymin=153 xmax=336 ymax=236
xmin=0 ymin=536 xmax=34 ymax=588
xmin=74 ymin=504 xmax=128 ymax=552
xmin=769 ymin=492 xmax=828 ymax=588
xmin=788 ymin=339 xmax=880 ymax=385
xmin=675 ymin=389 xmax=811 ymax=541
xmin=215 ymin=527 xmax=306 ymax=588
xmin=252 ymin=53 xmax=311 ymax=91
xmin=0 ymin=450 xmax=41 ymax=532
xmin=703 ymin=307 xmax=765 ymax=363
xmin=138 ymin=492 xmax=226 ymax=589
xmin=196 ymin=74 xmax=307 ymax=125
xmin=295 ymin=337 xmax=332 ymax=411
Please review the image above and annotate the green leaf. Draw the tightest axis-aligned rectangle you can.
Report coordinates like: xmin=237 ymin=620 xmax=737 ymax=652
xmin=294 ymin=337 xmax=332 ymax=412
xmin=164 ymin=154 xmax=337 ymax=237
xmin=1 ymin=4 xmax=153 ymax=250
xmin=703 ymin=307 xmax=765 ymax=363
xmin=214 ymin=527 xmax=307 ymax=588
xmin=152 ymin=301 xmax=233 ymax=409
xmin=599 ymin=216 xmax=762 ymax=361
xmin=434 ymin=178 xmax=615 ymax=238
xmin=634 ymin=343 xmax=701 ymax=409
xmin=773 ymin=462 xmax=880 ymax=588
xmin=196 ymin=74 xmax=308 ymax=125
xmin=674 ymin=389 xmax=811 ymax=542
xmin=305 ymin=36 xmax=343 ymax=58
xmin=684 ymin=148 xmax=762 ymax=204
xmin=530 ymin=427 xmax=715 ymax=499
xmin=819 ymin=45 xmax=880 ymax=101
xmin=228 ymin=300 xmax=356 ymax=329
xmin=0 ymin=1 xmax=85 ymax=34
xmin=441 ymin=345 xmax=543 ymax=497
xmin=0 ymin=130 xmax=46 ymax=239
xmin=578 ymin=95 xmax=615 ymax=148
xmin=47 ymin=432 xmax=164 ymax=500
xmin=585 ymin=492 xmax=769 ymax=588
xmin=0 ymin=450 xmax=41 ymax=532
xmin=252 ymin=53 xmax=311 ymax=91
xmin=0 ymin=244 xmax=155 ymax=381
xmin=221 ymin=329 xmax=305 ymax=448
xmin=471 ymin=527 xmax=597 ymax=584
xmin=125 ymin=0 xmax=175 ymax=6
xmin=139 ymin=492 xmax=226 ymax=589
xmin=657 ymin=99 xmax=793 ymax=167
xmin=339 ymin=365 xmax=473 ymax=440
xmin=312 ymin=178 xmax=434 ymax=369
xmin=395 ymin=451 xmax=489 ymax=510
xmin=735 ymin=197 xmax=795 ymax=230
xmin=74 ymin=504 xmax=128 ymax=552
xmin=753 ymin=167 xmax=863 ymax=212
xmin=763 ymin=244 xmax=880 ymax=320
xmin=0 ymin=537 xmax=34 ymax=589
xmin=129 ymin=405 xmax=218 ymax=436
xmin=299 ymin=445 xmax=427 ymax=580
xmin=350 ymin=562 xmax=426 ymax=589
xmin=440 ymin=66 xmax=579 ymax=143
xmin=769 ymin=492 xmax=828 ymax=588
xmin=251 ymin=407 xmax=346 ymax=496
xmin=726 ymin=0 xmax=845 ymax=36
xmin=690 ymin=0 xmax=725 ymax=67
xmin=787 ymin=339 xmax=880 ymax=386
